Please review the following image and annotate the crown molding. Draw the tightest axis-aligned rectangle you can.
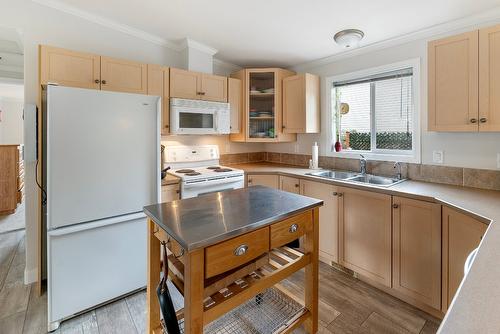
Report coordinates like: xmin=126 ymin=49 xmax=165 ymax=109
xmin=181 ymin=38 xmax=218 ymax=56
xmin=292 ymin=6 xmax=500 ymax=72
xmin=31 ymin=0 xmax=183 ymax=51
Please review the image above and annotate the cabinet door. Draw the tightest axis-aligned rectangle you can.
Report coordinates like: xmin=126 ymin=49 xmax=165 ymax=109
xmin=279 ymin=176 xmax=300 ymax=194
xmin=147 ymin=65 xmax=170 ymax=135
xmin=201 ymin=74 xmax=227 ymax=102
xmin=40 ymin=45 xmax=100 ymax=89
xmin=100 ymin=56 xmax=147 ymax=94
xmin=170 ymin=68 xmax=200 ymax=100
xmin=428 ymin=31 xmax=479 ymax=131
xmin=247 ymin=174 xmax=279 ymax=189
xmin=479 ymin=24 xmax=500 ymax=131
xmin=228 ymin=78 xmax=241 ymax=134
xmin=283 ymin=74 xmax=305 ymax=133
xmin=161 ymin=184 xmax=180 ymax=202
xmin=301 ymin=180 xmax=339 ymax=263
xmin=339 ymin=187 xmax=392 ymax=287
xmin=392 ymin=197 xmax=441 ymax=309
xmin=442 ymin=207 xmax=487 ymax=312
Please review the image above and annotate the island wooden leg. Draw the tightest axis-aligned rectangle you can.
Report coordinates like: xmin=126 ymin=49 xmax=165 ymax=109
xmin=147 ymin=219 xmax=161 ymax=334
xmin=304 ymin=207 xmax=319 ymax=333
xmin=184 ymin=248 xmax=205 ymax=334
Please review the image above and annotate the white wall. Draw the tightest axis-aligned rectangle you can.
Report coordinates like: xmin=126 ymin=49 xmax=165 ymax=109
xmin=0 ymin=97 xmax=24 ymax=144
xmin=268 ymin=22 xmax=500 ymax=171
xmin=0 ymin=0 xmax=257 ymax=283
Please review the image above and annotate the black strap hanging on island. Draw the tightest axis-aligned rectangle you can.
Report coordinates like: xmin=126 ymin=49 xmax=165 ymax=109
xmin=157 ymin=241 xmax=181 ymax=334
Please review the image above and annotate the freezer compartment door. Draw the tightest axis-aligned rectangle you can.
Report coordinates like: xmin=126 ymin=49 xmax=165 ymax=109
xmin=47 ymin=214 xmax=147 ymax=324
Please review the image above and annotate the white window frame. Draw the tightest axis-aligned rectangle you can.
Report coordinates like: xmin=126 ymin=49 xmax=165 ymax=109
xmin=325 ymin=58 xmax=421 ymax=163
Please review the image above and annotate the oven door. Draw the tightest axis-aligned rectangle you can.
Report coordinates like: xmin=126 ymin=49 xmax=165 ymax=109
xmin=181 ymin=176 xmax=245 ymax=199
xmin=171 ymin=108 xmax=217 ymax=135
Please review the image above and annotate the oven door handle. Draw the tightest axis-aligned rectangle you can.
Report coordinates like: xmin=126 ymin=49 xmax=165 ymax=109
xmin=183 ymin=175 xmax=244 ymax=188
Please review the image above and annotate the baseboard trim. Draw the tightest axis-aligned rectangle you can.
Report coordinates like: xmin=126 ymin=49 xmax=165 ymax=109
xmin=24 ymin=267 xmax=37 ymax=285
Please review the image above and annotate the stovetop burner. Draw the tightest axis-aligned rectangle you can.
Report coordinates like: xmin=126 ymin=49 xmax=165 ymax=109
xmin=214 ymin=168 xmax=233 ymax=172
xmin=185 ymin=172 xmax=201 ymax=176
xmin=206 ymin=166 xmax=221 ymax=170
xmin=176 ymin=169 xmax=195 ymax=173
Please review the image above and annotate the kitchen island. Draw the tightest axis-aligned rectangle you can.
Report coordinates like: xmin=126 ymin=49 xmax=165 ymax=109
xmin=143 ymin=186 xmax=323 ymax=333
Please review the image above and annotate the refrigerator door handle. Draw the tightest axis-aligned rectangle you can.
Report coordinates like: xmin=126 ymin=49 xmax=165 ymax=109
xmin=48 ymin=212 xmax=146 ymax=236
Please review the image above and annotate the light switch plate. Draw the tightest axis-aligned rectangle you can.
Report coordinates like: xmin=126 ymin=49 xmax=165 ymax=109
xmin=225 ymin=142 xmax=231 ymax=154
xmin=433 ymin=150 xmax=444 ymax=164
xmin=294 ymin=143 xmax=300 ymax=153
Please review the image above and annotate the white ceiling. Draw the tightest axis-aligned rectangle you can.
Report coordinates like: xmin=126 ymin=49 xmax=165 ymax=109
xmin=41 ymin=0 xmax=500 ymax=67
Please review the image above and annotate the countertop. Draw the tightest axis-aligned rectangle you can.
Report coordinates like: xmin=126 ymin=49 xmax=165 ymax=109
xmin=232 ymin=162 xmax=500 ymax=333
xmin=143 ymin=185 xmax=323 ymax=251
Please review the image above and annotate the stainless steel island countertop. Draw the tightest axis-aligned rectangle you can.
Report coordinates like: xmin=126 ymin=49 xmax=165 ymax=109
xmin=143 ymin=185 xmax=323 ymax=251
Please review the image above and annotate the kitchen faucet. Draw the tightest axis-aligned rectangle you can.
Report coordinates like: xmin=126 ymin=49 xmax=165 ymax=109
xmin=359 ymin=154 xmax=367 ymax=175
xmin=394 ymin=162 xmax=402 ymax=180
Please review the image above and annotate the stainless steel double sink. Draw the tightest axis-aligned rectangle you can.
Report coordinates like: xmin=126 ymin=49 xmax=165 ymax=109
xmin=305 ymin=170 xmax=406 ymax=187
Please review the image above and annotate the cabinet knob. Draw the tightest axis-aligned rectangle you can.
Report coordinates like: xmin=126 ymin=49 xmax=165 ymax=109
xmin=337 ymin=193 xmax=343 ymax=197
xmin=200 ymin=92 xmax=205 ymax=96
xmin=234 ymin=245 xmax=248 ymax=256
xmin=295 ymin=184 xmax=299 ymax=188
xmin=176 ymin=190 xmax=180 ymax=194
xmin=289 ymin=223 xmax=298 ymax=233
xmin=480 ymin=118 xmax=487 ymax=123
xmin=94 ymin=79 xmax=100 ymax=84
xmin=392 ymin=204 xmax=399 ymax=209
xmin=165 ymin=125 xmax=169 ymax=128
xmin=332 ymin=192 xmax=338 ymax=196
xmin=282 ymin=125 xmax=286 ymax=129
xmin=101 ymin=80 xmax=107 ymax=85
xmin=470 ymin=118 xmax=477 ymax=124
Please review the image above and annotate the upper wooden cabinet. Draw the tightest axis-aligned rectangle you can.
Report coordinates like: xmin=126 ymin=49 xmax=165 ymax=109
xmin=442 ymin=207 xmax=487 ymax=312
xmin=100 ymin=57 xmax=147 ymax=94
xmin=479 ymin=24 xmax=500 ymax=131
xmin=429 ymin=24 xmax=500 ymax=132
xmin=169 ymin=68 xmax=227 ymax=102
xmin=230 ymin=68 xmax=297 ymax=143
xmin=428 ymin=31 xmax=479 ymax=131
xmin=147 ymin=64 xmax=170 ymax=135
xmin=338 ymin=187 xmax=392 ymax=287
xmin=301 ymin=179 xmax=339 ymax=264
xmin=283 ymin=73 xmax=320 ymax=133
xmin=40 ymin=45 xmax=147 ymax=94
xmin=392 ymin=197 xmax=442 ymax=310
xmin=246 ymin=174 xmax=279 ymax=189
xmin=279 ymin=176 xmax=300 ymax=194
xmin=228 ymin=78 xmax=242 ymax=134
xmin=40 ymin=45 xmax=100 ymax=89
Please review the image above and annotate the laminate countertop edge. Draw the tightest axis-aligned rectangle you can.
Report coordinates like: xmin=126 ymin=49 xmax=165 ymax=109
xmin=232 ymin=162 xmax=500 ymax=333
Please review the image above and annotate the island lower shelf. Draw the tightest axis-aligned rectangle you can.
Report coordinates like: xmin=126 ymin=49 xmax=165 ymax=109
xmin=145 ymin=203 xmax=320 ymax=334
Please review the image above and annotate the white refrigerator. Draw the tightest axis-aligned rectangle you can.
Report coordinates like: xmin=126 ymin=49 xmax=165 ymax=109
xmin=43 ymin=85 xmax=160 ymax=331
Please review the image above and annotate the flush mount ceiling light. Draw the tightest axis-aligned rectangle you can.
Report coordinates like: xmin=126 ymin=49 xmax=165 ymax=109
xmin=333 ymin=29 xmax=365 ymax=48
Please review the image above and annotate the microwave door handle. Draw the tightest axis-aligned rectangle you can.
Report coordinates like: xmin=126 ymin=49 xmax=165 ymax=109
xmin=214 ymin=111 xmax=218 ymax=132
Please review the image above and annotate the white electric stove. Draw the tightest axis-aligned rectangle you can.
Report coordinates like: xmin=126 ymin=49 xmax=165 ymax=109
xmin=164 ymin=145 xmax=245 ymax=199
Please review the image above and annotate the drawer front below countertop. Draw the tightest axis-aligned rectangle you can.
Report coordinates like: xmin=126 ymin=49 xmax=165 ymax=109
xmin=270 ymin=211 xmax=312 ymax=249
xmin=205 ymin=227 xmax=270 ymax=278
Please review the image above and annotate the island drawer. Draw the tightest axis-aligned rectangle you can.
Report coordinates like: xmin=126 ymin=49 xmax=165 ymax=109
xmin=270 ymin=211 xmax=312 ymax=249
xmin=205 ymin=227 xmax=270 ymax=278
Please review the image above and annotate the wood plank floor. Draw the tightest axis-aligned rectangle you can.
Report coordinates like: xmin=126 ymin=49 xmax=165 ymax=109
xmin=0 ymin=231 xmax=440 ymax=333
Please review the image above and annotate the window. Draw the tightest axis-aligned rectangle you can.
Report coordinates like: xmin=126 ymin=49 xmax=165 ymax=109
xmin=328 ymin=59 xmax=420 ymax=162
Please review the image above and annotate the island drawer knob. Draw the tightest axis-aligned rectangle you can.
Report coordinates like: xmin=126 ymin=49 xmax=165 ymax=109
xmin=234 ymin=245 xmax=248 ymax=256
xmin=289 ymin=224 xmax=298 ymax=233
xmin=393 ymin=204 xmax=399 ymax=209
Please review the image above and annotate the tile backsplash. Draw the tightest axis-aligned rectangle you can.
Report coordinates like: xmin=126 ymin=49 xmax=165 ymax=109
xmin=220 ymin=152 xmax=500 ymax=191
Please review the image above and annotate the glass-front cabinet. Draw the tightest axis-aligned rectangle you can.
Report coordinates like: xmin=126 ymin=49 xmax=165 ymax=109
xmin=229 ymin=68 xmax=297 ymax=143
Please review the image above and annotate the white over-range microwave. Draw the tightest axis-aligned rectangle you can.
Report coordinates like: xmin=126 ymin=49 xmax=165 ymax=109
xmin=170 ymin=98 xmax=230 ymax=135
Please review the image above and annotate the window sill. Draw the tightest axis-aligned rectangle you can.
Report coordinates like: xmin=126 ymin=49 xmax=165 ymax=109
xmin=326 ymin=150 xmax=420 ymax=164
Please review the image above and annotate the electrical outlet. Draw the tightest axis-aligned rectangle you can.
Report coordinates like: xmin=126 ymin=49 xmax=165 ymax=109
xmin=433 ymin=150 xmax=444 ymax=164
xmin=497 ymin=153 xmax=500 ymax=169
xmin=294 ymin=143 xmax=300 ymax=153
xmin=225 ymin=142 xmax=231 ymax=153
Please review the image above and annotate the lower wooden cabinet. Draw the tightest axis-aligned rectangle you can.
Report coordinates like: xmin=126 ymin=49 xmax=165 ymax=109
xmin=442 ymin=207 xmax=487 ymax=312
xmin=0 ymin=145 xmax=22 ymax=214
xmin=246 ymin=174 xmax=279 ymax=189
xmin=338 ymin=187 xmax=392 ymax=287
xmin=301 ymin=180 xmax=339 ymax=263
xmin=279 ymin=176 xmax=300 ymax=194
xmin=392 ymin=197 xmax=442 ymax=310
xmin=161 ymin=184 xmax=180 ymax=202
